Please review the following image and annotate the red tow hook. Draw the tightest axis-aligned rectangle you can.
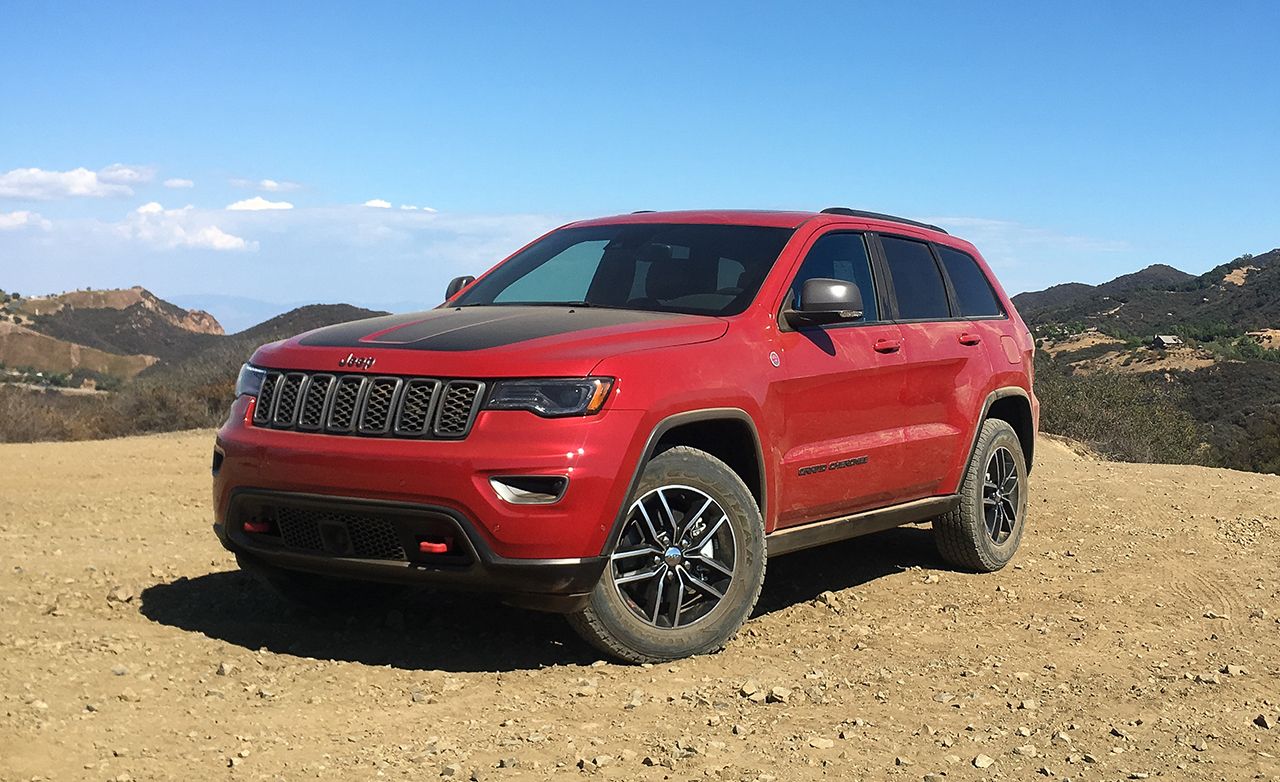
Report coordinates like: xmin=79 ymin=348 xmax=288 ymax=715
xmin=243 ymin=520 xmax=272 ymax=534
xmin=418 ymin=537 xmax=454 ymax=555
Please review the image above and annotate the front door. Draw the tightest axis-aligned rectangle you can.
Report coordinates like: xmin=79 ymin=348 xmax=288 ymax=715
xmin=769 ymin=231 xmax=908 ymax=527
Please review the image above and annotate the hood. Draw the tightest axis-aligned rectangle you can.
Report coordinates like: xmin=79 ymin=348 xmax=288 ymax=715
xmin=252 ymin=305 xmax=728 ymax=377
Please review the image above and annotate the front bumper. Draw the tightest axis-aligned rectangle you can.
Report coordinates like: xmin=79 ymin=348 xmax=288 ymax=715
xmin=215 ymin=489 xmax=607 ymax=611
xmin=213 ymin=396 xmax=648 ymax=603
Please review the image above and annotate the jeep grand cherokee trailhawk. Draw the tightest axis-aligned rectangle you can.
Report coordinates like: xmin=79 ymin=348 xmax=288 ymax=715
xmin=213 ymin=208 xmax=1038 ymax=662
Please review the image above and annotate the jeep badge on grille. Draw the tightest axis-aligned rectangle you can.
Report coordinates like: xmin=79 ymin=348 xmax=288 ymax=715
xmin=338 ymin=353 xmax=376 ymax=370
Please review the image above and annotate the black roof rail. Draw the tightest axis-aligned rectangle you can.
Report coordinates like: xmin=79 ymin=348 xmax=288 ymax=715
xmin=630 ymin=210 xmax=656 ymax=214
xmin=819 ymin=207 xmax=947 ymax=234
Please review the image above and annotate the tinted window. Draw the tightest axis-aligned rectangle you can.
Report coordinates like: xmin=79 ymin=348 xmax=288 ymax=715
xmin=455 ymin=224 xmax=795 ymax=316
xmin=881 ymin=236 xmax=950 ymax=320
xmin=937 ymin=245 xmax=1003 ymax=317
xmin=788 ymin=233 xmax=878 ymax=321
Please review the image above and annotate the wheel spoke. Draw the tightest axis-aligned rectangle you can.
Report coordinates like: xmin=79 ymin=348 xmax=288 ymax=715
xmin=649 ymin=572 xmax=667 ymax=625
xmin=612 ymin=545 xmax=660 ymax=561
xmin=681 ymin=569 xmax=724 ymax=601
xmin=614 ymin=565 xmax=664 ymax=586
xmin=636 ymin=501 xmax=666 ymax=546
xmin=666 ymin=571 xmax=685 ymax=627
xmin=1002 ymin=498 xmax=1018 ymax=526
xmin=687 ymin=553 xmax=733 ymax=578
xmin=656 ymin=488 xmax=680 ymax=539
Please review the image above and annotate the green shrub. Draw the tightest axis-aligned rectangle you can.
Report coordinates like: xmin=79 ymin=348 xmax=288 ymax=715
xmin=1035 ymin=354 xmax=1203 ymax=464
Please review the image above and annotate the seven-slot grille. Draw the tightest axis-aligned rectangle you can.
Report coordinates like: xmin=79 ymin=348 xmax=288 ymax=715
xmin=251 ymin=370 xmax=485 ymax=439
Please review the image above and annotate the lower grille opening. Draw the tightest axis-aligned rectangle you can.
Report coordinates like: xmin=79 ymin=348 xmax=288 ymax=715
xmin=232 ymin=497 xmax=473 ymax=566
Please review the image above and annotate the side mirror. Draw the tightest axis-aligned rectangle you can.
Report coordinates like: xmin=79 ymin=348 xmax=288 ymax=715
xmin=784 ymin=278 xmax=864 ymax=327
xmin=445 ymin=275 xmax=476 ymax=301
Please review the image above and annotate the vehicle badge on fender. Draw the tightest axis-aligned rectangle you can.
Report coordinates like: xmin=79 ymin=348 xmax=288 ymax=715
xmin=338 ymin=353 xmax=376 ymax=370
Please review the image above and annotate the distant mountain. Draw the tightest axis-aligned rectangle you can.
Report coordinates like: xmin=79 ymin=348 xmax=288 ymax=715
xmin=0 ymin=285 xmax=384 ymax=387
xmin=167 ymin=293 xmax=437 ymax=334
xmin=140 ymin=303 xmax=387 ymax=386
xmin=1013 ymin=249 xmax=1280 ymax=337
xmin=7 ymin=285 xmax=223 ymax=362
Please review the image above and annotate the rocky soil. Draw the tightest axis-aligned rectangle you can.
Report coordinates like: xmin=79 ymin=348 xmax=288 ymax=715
xmin=1 ymin=432 xmax=1278 ymax=781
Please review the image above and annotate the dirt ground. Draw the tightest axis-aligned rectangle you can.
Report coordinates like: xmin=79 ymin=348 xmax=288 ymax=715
xmin=2 ymin=431 xmax=1278 ymax=781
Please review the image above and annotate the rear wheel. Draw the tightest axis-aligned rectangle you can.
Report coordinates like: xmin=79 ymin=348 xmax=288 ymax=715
xmin=235 ymin=553 xmax=406 ymax=612
xmin=933 ymin=418 xmax=1028 ymax=572
xmin=568 ymin=447 xmax=765 ymax=663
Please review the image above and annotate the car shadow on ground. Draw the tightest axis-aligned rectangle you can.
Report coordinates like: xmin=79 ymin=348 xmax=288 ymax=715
xmin=140 ymin=525 xmax=943 ymax=673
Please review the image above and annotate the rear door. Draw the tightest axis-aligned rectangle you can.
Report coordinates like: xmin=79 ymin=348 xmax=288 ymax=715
xmin=874 ymin=234 xmax=994 ymax=500
xmin=770 ymin=231 xmax=907 ymax=527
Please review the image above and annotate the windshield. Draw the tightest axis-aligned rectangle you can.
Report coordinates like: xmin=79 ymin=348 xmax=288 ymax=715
xmin=453 ymin=223 xmax=795 ymax=316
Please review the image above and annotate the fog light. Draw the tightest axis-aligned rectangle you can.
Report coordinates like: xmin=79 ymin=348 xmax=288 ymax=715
xmin=489 ymin=475 xmax=569 ymax=505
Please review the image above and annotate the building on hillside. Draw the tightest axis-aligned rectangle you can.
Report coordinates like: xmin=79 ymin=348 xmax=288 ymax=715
xmin=1151 ymin=334 xmax=1184 ymax=349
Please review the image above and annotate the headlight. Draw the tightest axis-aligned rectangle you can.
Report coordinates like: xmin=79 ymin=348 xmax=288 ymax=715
xmin=235 ymin=364 xmax=268 ymax=397
xmin=485 ymin=378 xmax=614 ymax=417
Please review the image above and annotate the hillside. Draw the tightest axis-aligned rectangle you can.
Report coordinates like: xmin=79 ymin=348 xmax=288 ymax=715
xmin=1016 ymin=248 xmax=1280 ymax=474
xmin=1013 ymin=248 xmax=1280 ymax=337
xmin=0 ymin=287 xmax=386 ymax=441
xmin=1 ymin=431 xmax=1277 ymax=780
xmin=0 ymin=286 xmax=224 ymax=379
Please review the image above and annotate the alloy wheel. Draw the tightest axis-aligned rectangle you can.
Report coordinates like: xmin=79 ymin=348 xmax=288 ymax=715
xmin=610 ymin=485 xmax=736 ymax=629
xmin=983 ymin=446 xmax=1021 ymax=544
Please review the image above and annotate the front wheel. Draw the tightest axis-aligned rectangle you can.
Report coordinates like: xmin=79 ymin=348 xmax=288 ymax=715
xmin=568 ymin=446 xmax=766 ymax=663
xmin=933 ymin=418 xmax=1029 ymax=572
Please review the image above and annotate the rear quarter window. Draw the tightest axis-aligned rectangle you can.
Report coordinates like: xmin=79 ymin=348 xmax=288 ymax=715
xmin=937 ymin=245 xmax=1004 ymax=318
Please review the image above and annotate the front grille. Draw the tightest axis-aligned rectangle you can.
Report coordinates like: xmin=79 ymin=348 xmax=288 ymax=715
xmin=275 ymin=507 xmax=407 ymax=560
xmin=253 ymin=370 xmax=485 ymax=439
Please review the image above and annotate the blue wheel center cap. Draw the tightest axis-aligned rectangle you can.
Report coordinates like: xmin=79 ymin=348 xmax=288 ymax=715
xmin=663 ymin=546 xmax=684 ymax=567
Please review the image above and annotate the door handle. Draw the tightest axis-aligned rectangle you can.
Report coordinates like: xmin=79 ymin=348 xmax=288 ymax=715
xmin=873 ymin=338 xmax=902 ymax=354
xmin=958 ymin=333 xmax=982 ymax=346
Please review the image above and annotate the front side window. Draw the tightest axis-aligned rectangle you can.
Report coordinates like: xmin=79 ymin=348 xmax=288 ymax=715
xmin=937 ymin=245 xmax=1003 ymax=318
xmin=454 ymin=223 xmax=795 ymax=317
xmin=787 ymin=232 xmax=879 ymax=321
xmin=881 ymin=236 xmax=951 ymax=321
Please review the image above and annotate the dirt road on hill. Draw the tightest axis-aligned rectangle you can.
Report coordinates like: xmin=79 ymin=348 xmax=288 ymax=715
xmin=2 ymin=432 xmax=1278 ymax=781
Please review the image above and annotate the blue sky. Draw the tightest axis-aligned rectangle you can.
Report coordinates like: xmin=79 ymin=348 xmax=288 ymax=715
xmin=2 ymin=1 xmax=1277 ymax=331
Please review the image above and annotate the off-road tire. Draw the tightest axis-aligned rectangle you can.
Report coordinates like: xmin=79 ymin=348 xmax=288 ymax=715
xmin=568 ymin=446 xmax=766 ymax=663
xmin=235 ymin=552 xmax=406 ymax=612
xmin=933 ymin=418 xmax=1028 ymax=572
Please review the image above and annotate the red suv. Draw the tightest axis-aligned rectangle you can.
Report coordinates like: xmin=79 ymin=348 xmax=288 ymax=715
xmin=213 ymin=208 xmax=1038 ymax=662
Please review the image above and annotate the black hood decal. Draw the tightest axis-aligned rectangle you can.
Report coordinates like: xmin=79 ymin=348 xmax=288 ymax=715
xmin=298 ymin=306 xmax=692 ymax=352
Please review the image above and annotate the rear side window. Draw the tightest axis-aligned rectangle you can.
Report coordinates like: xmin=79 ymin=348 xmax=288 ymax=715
xmin=788 ymin=233 xmax=878 ymax=321
xmin=880 ymin=236 xmax=950 ymax=320
xmin=937 ymin=245 xmax=1003 ymax=318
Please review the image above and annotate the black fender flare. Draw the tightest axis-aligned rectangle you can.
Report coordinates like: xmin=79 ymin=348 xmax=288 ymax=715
xmin=600 ymin=408 xmax=767 ymax=556
xmin=964 ymin=386 xmax=1035 ymax=474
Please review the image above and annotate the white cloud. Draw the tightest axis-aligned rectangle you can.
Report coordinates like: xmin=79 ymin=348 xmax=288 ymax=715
xmin=232 ymin=177 xmax=301 ymax=192
xmin=399 ymin=204 xmax=438 ymax=212
xmin=0 ymin=166 xmax=134 ymax=199
xmin=0 ymin=210 xmax=51 ymax=231
xmin=163 ymin=178 xmax=195 ymax=189
xmin=98 ymin=163 xmax=155 ymax=185
xmin=121 ymin=202 xmax=255 ymax=251
xmin=226 ymin=196 xmax=294 ymax=211
xmin=363 ymin=199 xmax=392 ymax=208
